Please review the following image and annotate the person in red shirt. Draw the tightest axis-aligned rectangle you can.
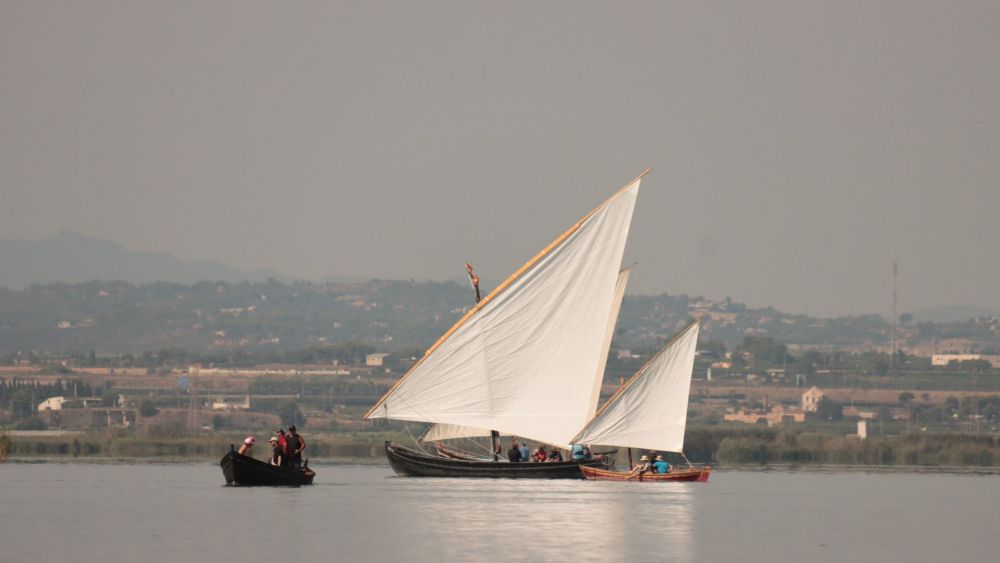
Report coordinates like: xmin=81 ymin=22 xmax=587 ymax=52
xmin=531 ymin=446 xmax=547 ymax=462
xmin=276 ymin=429 xmax=289 ymax=465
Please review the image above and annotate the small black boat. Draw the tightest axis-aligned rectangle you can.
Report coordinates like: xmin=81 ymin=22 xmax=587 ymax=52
xmin=220 ymin=446 xmax=315 ymax=486
xmin=385 ymin=442 xmax=607 ymax=479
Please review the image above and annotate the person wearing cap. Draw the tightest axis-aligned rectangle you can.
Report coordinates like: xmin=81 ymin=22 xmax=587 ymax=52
xmin=268 ymin=436 xmax=283 ymax=466
xmin=632 ymin=455 xmax=652 ymax=474
xmin=237 ymin=435 xmax=256 ymax=456
xmin=653 ymin=455 xmax=671 ymax=474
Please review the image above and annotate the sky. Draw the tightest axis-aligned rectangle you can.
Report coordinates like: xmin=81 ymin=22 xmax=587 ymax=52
xmin=2 ymin=1 xmax=998 ymax=316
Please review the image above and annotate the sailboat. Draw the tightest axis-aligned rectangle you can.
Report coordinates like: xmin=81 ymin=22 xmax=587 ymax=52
xmin=572 ymin=320 xmax=712 ymax=482
xmin=364 ymin=172 xmax=645 ymax=478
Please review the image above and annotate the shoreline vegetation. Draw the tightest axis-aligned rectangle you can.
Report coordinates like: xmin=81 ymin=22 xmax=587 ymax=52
xmin=4 ymin=427 xmax=998 ymax=468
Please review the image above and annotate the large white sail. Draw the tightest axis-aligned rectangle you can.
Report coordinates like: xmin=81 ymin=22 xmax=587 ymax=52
xmin=572 ymin=321 xmax=700 ymax=453
xmin=365 ymin=174 xmax=642 ymax=447
xmin=586 ymin=267 xmax=631 ymax=419
xmin=422 ymin=267 xmax=633 ymax=445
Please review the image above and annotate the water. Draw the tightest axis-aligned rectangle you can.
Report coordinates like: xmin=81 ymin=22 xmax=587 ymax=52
xmin=1 ymin=462 xmax=997 ymax=563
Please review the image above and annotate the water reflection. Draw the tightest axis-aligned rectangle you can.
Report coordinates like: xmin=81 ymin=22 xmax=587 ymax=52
xmin=379 ymin=477 xmax=695 ymax=562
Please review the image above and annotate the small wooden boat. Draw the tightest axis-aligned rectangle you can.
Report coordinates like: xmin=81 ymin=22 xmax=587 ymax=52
xmin=220 ymin=446 xmax=315 ymax=486
xmin=580 ymin=465 xmax=710 ymax=482
xmin=385 ymin=442 xmax=606 ymax=479
xmin=572 ymin=321 xmax=712 ymax=484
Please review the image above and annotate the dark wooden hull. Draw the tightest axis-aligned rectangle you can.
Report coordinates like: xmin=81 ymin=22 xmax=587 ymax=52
xmin=580 ymin=465 xmax=711 ymax=482
xmin=220 ymin=451 xmax=315 ymax=486
xmin=385 ymin=442 xmax=605 ymax=479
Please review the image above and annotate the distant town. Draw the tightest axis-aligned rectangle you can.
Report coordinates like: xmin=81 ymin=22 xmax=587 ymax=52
xmin=2 ymin=279 xmax=999 ymax=466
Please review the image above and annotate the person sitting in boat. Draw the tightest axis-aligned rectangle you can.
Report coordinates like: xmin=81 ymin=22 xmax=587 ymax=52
xmin=653 ymin=455 xmax=671 ymax=474
xmin=632 ymin=455 xmax=652 ymax=474
xmin=547 ymin=448 xmax=563 ymax=462
xmin=570 ymin=444 xmax=586 ymax=461
xmin=238 ymin=436 xmax=255 ymax=456
xmin=531 ymin=446 xmax=547 ymax=462
xmin=287 ymin=425 xmax=306 ymax=469
xmin=507 ymin=440 xmax=522 ymax=463
xmin=518 ymin=441 xmax=530 ymax=462
xmin=268 ymin=436 xmax=283 ymax=466
xmin=582 ymin=445 xmax=593 ymax=460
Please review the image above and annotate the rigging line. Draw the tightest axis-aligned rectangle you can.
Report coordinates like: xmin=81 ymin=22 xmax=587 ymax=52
xmin=404 ymin=425 xmax=422 ymax=451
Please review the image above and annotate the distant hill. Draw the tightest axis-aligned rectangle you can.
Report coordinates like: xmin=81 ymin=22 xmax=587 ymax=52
xmin=0 ymin=230 xmax=290 ymax=288
xmin=909 ymin=305 xmax=1000 ymax=323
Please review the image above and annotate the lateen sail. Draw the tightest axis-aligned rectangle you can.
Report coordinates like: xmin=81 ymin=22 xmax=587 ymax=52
xmin=572 ymin=320 xmax=700 ymax=453
xmin=586 ymin=267 xmax=631 ymax=419
xmin=365 ymin=175 xmax=642 ymax=447
xmin=420 ymin=423 xmax=491 ymax=442
xmin=421 ymin=267 xmax=633 ymax=444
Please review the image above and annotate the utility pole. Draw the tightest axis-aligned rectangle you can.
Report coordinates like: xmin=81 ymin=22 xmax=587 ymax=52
xmin=186 ymin=378 xmax=199 ymax=433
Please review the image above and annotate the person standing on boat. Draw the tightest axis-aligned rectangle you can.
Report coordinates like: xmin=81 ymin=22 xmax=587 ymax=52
xmin=276 ymin=429 xmax=289 ymax=465
xmin=287 ymin=425 xmax=305 ymax=469
xmin=518 ymin=441 xmax=530 ymax=462
xmin=653 ymin=455 xmax=671 ymax=474
xmin=507 ymin=440 xmax=522 ymax=463
xmin=238 ymin=436 xmax=255 ymax=456
xmin=268 ymin=436 xmax=283 ymax=466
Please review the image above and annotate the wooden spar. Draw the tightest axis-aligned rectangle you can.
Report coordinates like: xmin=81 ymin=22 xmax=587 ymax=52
xmin=490 ymin=430 xmax=500 ymax=462
xmin=364 ymin=169 xmax=650 ymax=419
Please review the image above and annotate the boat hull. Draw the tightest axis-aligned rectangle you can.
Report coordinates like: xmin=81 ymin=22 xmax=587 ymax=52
xmin=580 ymin=465 xmax=710 ymax=482
xmin=220 ymin=451 xmax=315 ymax=486
xmin=385 ymin=442 xmax=604 ymax=479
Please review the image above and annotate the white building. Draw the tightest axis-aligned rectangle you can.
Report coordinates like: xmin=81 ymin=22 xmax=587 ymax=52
xmin=38 ymin=396 xmax=67 ymax=411
xmin=366 ymin=353 xmax=392 ymax=367
xmin=931 ymin=354 xmax=1000 ymax=368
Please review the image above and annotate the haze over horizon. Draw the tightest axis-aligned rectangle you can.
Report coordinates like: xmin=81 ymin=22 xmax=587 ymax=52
xmin=2 ymin=2 xmax=998 ymax=317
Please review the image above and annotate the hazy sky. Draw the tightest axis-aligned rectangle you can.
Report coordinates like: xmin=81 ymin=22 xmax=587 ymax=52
xmin=2 ymin=1 xmax=998 ymax=316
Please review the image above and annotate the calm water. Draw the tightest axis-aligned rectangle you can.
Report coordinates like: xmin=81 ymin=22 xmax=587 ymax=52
xmin=1 ymin=462 xmax=997 ymax=563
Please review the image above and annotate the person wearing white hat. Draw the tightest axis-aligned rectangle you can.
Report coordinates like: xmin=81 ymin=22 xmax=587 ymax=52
xmin=268 ymin=436 xmax=283 ymax=466
xmin=653 ymin=455 xmax=671 ymax=474
xmin=632 ymin=454 xmax=652 ymax=474
xmin=237 ymin=435 xmax=256 ymax=456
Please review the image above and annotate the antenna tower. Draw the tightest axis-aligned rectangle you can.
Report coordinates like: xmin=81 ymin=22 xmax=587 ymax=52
xmin=890 ymin=261 xmax=898 ymax=370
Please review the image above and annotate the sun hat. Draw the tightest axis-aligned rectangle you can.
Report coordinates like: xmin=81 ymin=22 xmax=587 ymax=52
xmin=269 ymin=436 xmax=278 ymax=443
xmin=655 ymin=455 xmax=664 ymax=461
xmin=640 ymin=455 xmax=649 ymax=461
